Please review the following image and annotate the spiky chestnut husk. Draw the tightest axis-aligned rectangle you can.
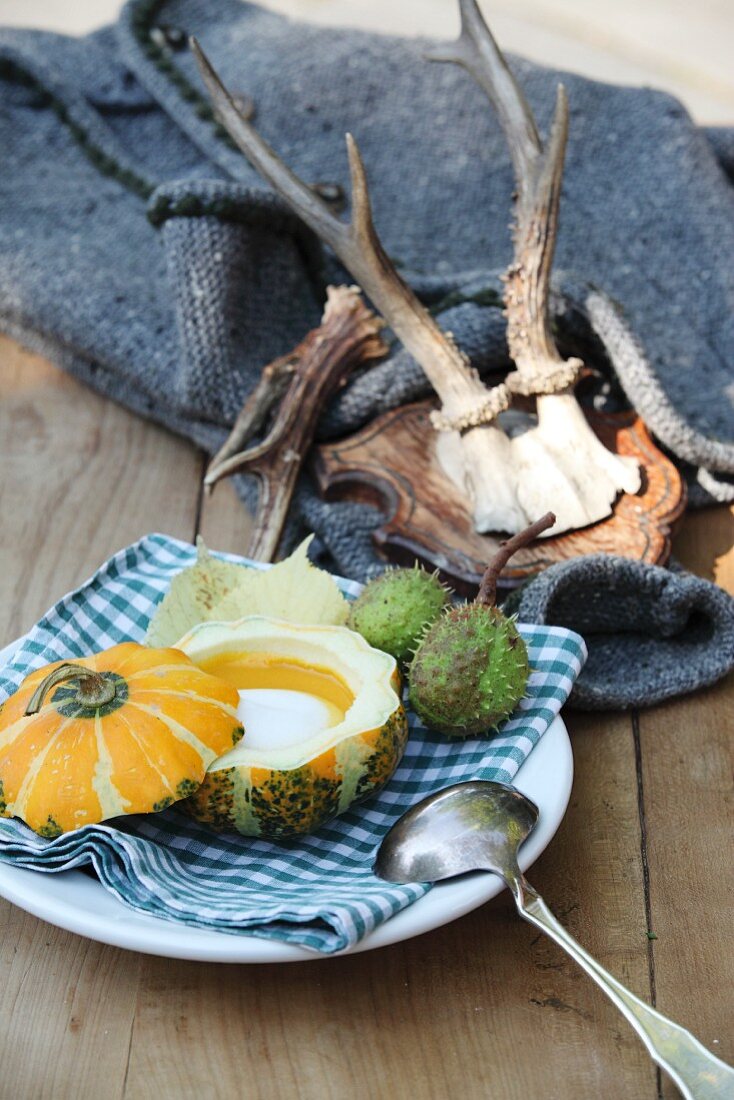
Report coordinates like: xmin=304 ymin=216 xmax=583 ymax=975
xmin=407 ymin=512 xmax=556 ymax=739
xmin=348 ymin=567 xmax=451 ymax=667
xmin=408 ymin=604 xmax=529 ymax=737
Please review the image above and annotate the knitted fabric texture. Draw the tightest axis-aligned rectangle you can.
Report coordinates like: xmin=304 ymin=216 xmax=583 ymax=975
xmin=515 ymin=556 xmax=734 ymax=710
xmin=1 ymin=1 xmax=732 ymax=481
xmin=1 ymin=0 xmax=733 ymax=707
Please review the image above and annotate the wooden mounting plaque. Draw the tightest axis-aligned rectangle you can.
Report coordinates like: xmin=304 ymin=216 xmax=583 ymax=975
xmin=313 ymin=401 xmax=686 ymax=595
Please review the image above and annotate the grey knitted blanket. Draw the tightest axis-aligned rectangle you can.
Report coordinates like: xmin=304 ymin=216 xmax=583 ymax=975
xmin=1 ymin=0 xmax=733 ymax=708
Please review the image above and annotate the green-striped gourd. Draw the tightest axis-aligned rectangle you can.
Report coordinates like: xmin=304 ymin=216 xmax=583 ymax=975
xmin=177 ymin=617 xmax=407 ymax=837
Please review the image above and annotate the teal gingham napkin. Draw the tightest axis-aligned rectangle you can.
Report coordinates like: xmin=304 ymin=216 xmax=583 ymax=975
xmin=0 ymin=534 xmax=586 ymax=954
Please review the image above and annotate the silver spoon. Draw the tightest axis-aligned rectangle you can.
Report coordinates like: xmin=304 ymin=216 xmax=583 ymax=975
xmin=375 ymin=781 xmax=734 ymax=1100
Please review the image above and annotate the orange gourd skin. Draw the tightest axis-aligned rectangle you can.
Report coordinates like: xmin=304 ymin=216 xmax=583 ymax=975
xmin=0 ymin=643 xmax=243 ymax=837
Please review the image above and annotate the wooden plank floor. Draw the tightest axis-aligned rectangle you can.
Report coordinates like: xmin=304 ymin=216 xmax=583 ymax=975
xmin=0 ymin=337 xmax=732 ymax=1099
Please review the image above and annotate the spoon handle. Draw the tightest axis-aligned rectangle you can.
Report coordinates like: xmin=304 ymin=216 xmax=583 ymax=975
xmin=515 ymin=889 xmax=734 ymax=1099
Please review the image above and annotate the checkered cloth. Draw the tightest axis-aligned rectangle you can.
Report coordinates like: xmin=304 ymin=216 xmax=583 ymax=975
xmin=0 ymin=534 xmax=586 ymax=954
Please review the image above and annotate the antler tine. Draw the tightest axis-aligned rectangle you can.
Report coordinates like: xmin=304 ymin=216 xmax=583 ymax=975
xmin=430 ymin=3 xmax=579 ymax=388
xmin=427 ymin=0 xmax=541 ymax=204
xmin=193 ymin=33 xmax=537 ymax=536
xmin=343 ymin=133 xmax=495 ymax=419
xmin=502 ymin=84 xmax=571 ymax=376
xmin=344 ymin=133 xmax=376 ymax=250
xmin=191 ymin=37 xmax=349 ymax=256
xmin=192 ymin=37 xmax=499 ymax=429
xmin=518 ymin=85 xmax=568 ymax=366
xmin=432 ymin=1 xmax=641 ymax=531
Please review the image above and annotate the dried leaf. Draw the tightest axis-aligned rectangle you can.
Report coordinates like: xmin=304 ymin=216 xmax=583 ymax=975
xmin=145 ymin=538 xmax=252 ymax=648
xmin=214 ymin=537 xmax=349 ymax=626
xmin=146 ymin=537 xmax=349 ymax=647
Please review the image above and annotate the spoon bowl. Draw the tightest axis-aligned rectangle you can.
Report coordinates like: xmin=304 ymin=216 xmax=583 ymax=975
xmin=375 ymin=781 xmax=538 ymax=886
xmin=376 ymin=780 xmax=734 ymax=1100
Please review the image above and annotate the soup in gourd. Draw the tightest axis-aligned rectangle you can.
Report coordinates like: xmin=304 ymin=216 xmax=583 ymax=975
xmin=196 ymin=652 xmax=355 ymax=751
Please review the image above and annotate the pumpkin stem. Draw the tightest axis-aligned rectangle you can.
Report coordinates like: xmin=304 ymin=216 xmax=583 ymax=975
xmin=476 ymin=512 xmax=556 ymax=608
xmin=24 ymin=662 xmax=117 ymax=715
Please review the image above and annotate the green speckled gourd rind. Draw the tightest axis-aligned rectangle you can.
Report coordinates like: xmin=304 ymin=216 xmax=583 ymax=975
xmin=409 ymin=606 xmax=529 ymax=737
xmin=347 ymin=567 xmax=450 ymax=666
xmin=183 ymin=706 xmax=409 ymax=838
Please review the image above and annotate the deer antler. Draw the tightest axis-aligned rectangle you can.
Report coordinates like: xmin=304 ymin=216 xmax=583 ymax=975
xmin=429 ymin=0 xmax=641 ymax=530
xmin=192 ymin=36 xmax=527 ymax=534
xmin=428 ymin=1 xmax=579 ymax=393
xmin=205 ymin=285 xmax=386 ymax=562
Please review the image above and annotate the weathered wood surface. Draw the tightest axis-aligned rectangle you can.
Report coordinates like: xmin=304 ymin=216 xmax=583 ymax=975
xmin=0 ymin=343 xmax=732 ymax=1099
xmin=0 ymin=337 xmax=202 ymax=642
xmin=313 ymin=403 xmax=685 ymax=593
xmin=643 ymin=510 xmax=734 ymax=1098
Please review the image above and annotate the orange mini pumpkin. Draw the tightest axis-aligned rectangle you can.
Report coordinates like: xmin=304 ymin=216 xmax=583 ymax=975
xmin=0 ymin=643 xmax=243 ymax=837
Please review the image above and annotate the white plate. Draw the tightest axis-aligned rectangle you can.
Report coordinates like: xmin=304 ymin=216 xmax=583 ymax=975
xmin=0 ymin=688 xmax=572 ymax=961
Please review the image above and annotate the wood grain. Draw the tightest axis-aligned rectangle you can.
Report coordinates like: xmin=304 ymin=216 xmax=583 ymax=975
xmin=1 ymin=0 xmax=732 ymax=1093
xmin=1 ymin=338 xmax=731 ymax=1100
xmin=0 ymin=336 xmax=202 ymax=642
xmin=314 ymin=402 xmax=685 ymax=594
xmin=0 ymin=906 xmax=141 ymax=1100
xmin=639 ymin=506 xmax=734 ymax=1095
xmin=0 ymin=339 xmax=200 ymax=1099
